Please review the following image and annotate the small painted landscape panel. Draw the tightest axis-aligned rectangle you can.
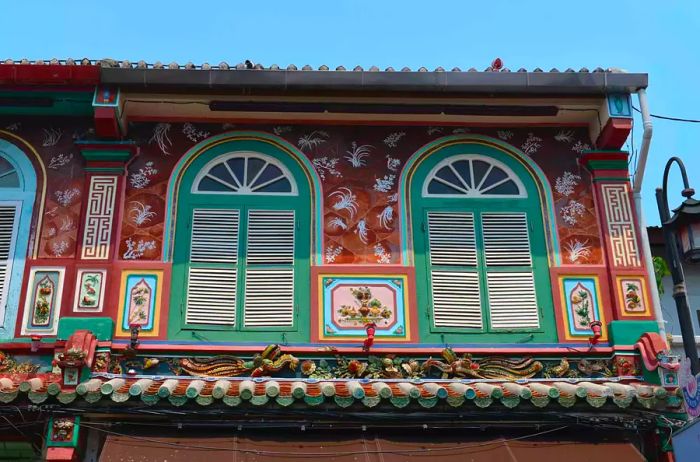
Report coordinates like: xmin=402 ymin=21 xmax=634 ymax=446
xmin=617 ymin=276 xmax=650 ymax=316
xmin=21 ymin=267 xmax=64 ymax=335
xmin=559 ymin=276 xmax=603 ymax=338
xmin=116 ymin=270 xmax=162 ymax=337
xmin=320 ymin=275 xmax=409 ymax=341
xmin=73 ymin=269 xmax=106 ymax=312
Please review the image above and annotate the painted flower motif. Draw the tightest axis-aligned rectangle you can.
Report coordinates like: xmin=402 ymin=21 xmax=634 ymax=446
xmin=555 ymin=171 xmax=581 ymax=197
xmin=521 ymin=133 xmax=543 ymax=156
xmin=330 ymin=188 xmax=359 ymax=218
xmin=298 ymin=130 xmax=330 ymax=152
xmin=182 ymin=123 xmax=210 ymax=142
xmin=571 ymin=140 xmax=591 ymax=154
xmin=149 ymin=123 xmax=172 ymax=155
xmin=565 ymin=239 xmax=592 ymax=263
xmin=383 ymin=131 xmax=406 ymax=148
xmin=497 ymin=130 xmax=514 ymax=141
xmin=312 ymin=156 xmax=342 ymax=181
xmin=325 ymin=244 xmax=343 ymax=263
xmin=373 ymin=174 xmax=396 ymax=193
xmin=554 ymin=129 xmax=575 ymax=143
xmin=561 ymin=200 xmax=586 ymax=226
xmin=344 ymin=142 xmax=373 ymax=168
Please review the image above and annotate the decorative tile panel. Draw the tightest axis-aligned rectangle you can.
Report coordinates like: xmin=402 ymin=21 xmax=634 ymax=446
xmin=21 ymin=267 xmax=65 ymax=335
xmin=116 ymin=270 xmax=162 ymax=337
xmin=616 ymin=276 xmax=650 ymax=316
xmin=81 ymin=175 xmax=118 ymax=260
xmin=601 ymin=184 xmax=641 ymax=267
xmin=73 ymin=269 xmax=106 ymax=312
xmin=558 ymin=275 xmax=605 ymax=340
xmin=317 ymin=274 xmax=410 ymax=341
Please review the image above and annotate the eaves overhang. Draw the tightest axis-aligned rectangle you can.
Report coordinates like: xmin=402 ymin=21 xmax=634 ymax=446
xmin=101 ymin=68 xmax=648 ymax=96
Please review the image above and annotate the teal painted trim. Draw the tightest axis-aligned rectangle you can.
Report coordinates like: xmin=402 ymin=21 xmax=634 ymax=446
xmin=163 ymin=131 xmax=324 ymax=264
xmin=398 ymin=135 xmax=560 ymax=266
xmin=0 ymin=139 xmax=36 ymax=339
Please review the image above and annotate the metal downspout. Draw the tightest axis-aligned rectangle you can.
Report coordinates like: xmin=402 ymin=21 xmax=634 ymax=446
xmin=632 ymin=88 xmax=666 ymax=338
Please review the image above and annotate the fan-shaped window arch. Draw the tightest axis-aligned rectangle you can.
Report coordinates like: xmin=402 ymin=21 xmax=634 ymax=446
xmin=0 ymin=156 xmax=20 ymax=188
xmin=0 ymin=141 xmax=37 ymax=338
xmin=423 ymin=155 xmax=526 ymax=198
xmin=410 ymin=142 xmax=555 ymax=344
xmin=193 ymin=152 xmax=297 ymax=195
xmin=169 ymin=141 xmax=311 ymax=343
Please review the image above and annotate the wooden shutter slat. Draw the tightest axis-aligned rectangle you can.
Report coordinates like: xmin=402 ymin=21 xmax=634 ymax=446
xmin=482 ymin=212 xmax=532 ymax=267
xmin=185 ymin=208 xmax=240 ymax=325
xmin=190 ymin=209 xmax=239 ymax=263
xmin=243 ymin=210 xmax=296 ymax=327
xmin=185 ymin=267 xmax=237 ymax=325
xmin=243 ymin=268 xmax=294 ymax=327
xmin=431 ymin=270 xmax=482 ymax=328
xmin=0 ymin=205 xmax=18 ymax=315
xmin=487 ymin=272 xmax=539 ymax=329
xmin=427 ymin=212 xmax=476 ymax=267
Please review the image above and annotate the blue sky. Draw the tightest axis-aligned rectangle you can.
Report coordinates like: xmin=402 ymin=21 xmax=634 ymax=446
xmin=3 ymin=0 xmax=699 ymax=224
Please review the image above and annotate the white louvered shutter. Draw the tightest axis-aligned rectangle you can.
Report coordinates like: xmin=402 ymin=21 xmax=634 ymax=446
xmin=0 ymin=205 xmax=18 ymax=318
xmin=243 ymin=210 xmax=295 ymax=327
xmin=185 ymin=209 xmax=239 ymax=325
xmin=427 ymin=211 xmax=482 ymax=328
xmin=482 ymin=212 xmax=539 ymax=329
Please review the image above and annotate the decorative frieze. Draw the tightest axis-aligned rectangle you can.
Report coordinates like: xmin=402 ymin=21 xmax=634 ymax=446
xmin=81 ymin=175 xmax=118 ymax=260
xmin=601 ymin=183 xmax=641 ymax=268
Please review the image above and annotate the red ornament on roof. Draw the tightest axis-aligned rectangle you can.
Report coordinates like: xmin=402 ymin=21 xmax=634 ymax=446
xmin=491 ymin=58 xmax=503 ymax=71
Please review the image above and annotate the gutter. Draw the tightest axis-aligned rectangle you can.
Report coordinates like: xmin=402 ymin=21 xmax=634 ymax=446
xmin=99 ymin=68 xmax=648 ymax=95
xmin=632 ymin=88 xmax=666 ymax=337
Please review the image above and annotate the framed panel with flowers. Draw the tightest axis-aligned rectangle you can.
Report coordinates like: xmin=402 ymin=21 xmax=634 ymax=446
xmin=616 ymin=276 xmax=651 ymax=316
xmin=73 ymin=269 xmax=107 ymax=312
xmin=314 ymin=272 xmax=414 ymax=342
xmin=116 ymin=270 xmax=162 ymax=337
xmin=21 ymin=267 xmax=65 ymax=335
xmin=557 ymin=275 xmax=606 ymax=341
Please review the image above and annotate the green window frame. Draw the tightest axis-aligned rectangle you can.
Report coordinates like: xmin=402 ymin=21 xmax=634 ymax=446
xmin=411 ymin=143 xmax=556 ymax=344
xmin=168 ymin=140 xmax=311 ymax=343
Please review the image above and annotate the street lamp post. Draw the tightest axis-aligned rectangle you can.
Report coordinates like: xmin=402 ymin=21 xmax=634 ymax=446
xmin=656 ymin=156 xmax=700 ymax=375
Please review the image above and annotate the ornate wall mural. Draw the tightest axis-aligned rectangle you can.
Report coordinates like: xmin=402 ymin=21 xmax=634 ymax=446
xmin=1 ymin=119 xmax=93 ymax=259
xmin=0 ymin=120 xmax=603 ymax=266
xmin=112 ymin=123 xmax=603 ymax=265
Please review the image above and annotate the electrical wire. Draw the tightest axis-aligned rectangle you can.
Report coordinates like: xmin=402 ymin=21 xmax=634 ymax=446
xmin=632 ymin=105 xmax=700 ymax=123
xmin=79 ymin=422 xmax=570 ymax=456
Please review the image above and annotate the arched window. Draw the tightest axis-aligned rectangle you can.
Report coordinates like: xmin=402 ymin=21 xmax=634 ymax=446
xmin=0 ymin=141 xmax=36 ymax=337
xmin=170 ymin=142 xmax=311 ymax=342
xmin=410 ymin=144 xmax=555 ymax=343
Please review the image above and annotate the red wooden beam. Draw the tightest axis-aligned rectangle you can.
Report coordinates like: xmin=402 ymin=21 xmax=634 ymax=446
xmin=0 ymin=64 xmax=99 ymax=86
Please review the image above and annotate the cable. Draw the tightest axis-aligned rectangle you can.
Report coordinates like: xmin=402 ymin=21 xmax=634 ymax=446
xmin=632 ymin=105 xmax=700 ymax=123
xmin=80 ymin=422 xmax=569 ymax=456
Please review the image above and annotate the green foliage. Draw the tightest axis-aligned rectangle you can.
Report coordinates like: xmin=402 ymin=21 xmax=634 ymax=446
xmin=653 ymin=256 xmax=671 ymax=295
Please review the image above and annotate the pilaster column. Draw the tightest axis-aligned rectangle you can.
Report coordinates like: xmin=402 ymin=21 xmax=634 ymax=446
xmin=582 ymin=151 xmax=654 ymax=320
xmin=76 ymin=142 xmax=136 ymax=262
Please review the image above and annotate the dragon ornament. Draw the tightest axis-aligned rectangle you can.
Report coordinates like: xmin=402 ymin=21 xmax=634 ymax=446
xmin=422 ymin=348 xmax=543 ymax=380
xmin=180 ymin=344 xmax=299 ymax=378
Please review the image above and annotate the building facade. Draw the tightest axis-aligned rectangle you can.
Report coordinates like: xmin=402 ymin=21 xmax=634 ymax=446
xmin=0 ymin=59 xmax=687 ymax=461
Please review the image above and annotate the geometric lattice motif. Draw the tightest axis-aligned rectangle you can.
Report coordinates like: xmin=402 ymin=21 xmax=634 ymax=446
xmin=81 ymin=176 xmax=118 ymax=260
xmin=601 ymin=184 xmax=641 ymax=267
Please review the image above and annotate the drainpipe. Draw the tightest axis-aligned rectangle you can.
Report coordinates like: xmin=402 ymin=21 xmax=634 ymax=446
xmin=632 ymin=88 xmax=667 ymax=338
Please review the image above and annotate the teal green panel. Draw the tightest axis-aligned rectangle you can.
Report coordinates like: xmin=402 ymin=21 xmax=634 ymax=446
xmin=608 ymin=320 xmax=660 ymax=346
xmin=57 ymin=317 xmax=114 ymax=341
